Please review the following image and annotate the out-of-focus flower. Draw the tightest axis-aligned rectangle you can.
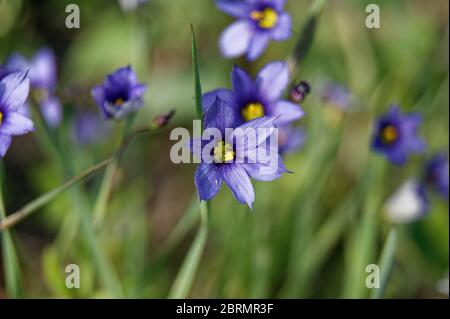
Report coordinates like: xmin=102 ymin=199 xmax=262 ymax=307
xmin=217 ymin=0 xmax=292 ymax=61
xmin=290 ymin=80 xmax=311 ymax=103
xmin=3 ymin=48 xmax=57 ymax=91
xmin=39 ymin=96 xmax=62 ymax=128
xmin=0 ymin=72 xmax=34 ymax=157
xmin=384 ymin=179 xmax=428 ymax=224
xmin=2 ymin=48 xmax=62 ymax=128
xmin=118 ymin=0 xmax=149 ymax=12
xmin=278 ymin=124 xmax=305 ymax=155
xmin=321 ymin=83 xmax=353 ymax=111
xmin=91 ymin=66 xmax=147 ymax=120
xmin=191 ymin=98 xmax=287 ymax=208
xmin=372 ymin=105 xmax=425 ymax=165
xmin=73 ymin=112 xmax=111 ymax=146
xmin=423 ymin=153 xmax=449 ymax=200
xmin=28 ymin=48 xmax=57 ymax=90
xmin=152 ymin=110 xmax=175 ymax=129
xmin=203 ymin=62 xmax=303 ymax=126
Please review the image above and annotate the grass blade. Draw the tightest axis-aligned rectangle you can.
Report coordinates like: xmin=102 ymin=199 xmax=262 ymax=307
xmin=371 ymin=227 xmax=398 ymax=299
xmin=0 ymin=159 xmax=112 ymax=231
xmin=191 ymin=24 xmax=203 ymax=119
xmin=168 ymin=201 xmax=208 ymax=298
xmin=0 ymin=164 xmax=23 ymax=298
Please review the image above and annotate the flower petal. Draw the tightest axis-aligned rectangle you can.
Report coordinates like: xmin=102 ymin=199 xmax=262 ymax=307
xmin=231 ymin=65 xmax=255 ymax=102
xmin=202 ymin=89 xmax=238 ymax=113
xmin=271 ymin=13 xmax=292 ymax=41
xmin=265 ymin=0 xmax=287 ymax=10
xmin=216 ymin=0 xmax=251 ymax=17
xmin=0 ymin=133 xmax=12 ymax=157
xmin=256 ymin=61 xmax=289 ymax=101
xmin=30 ymin=48 xmax=57 ymax=89
xmin=194 ymin=163 xmax=223 ymax=201
xmin=204 ymin=97 xmax=239 ymax=134
xmin=131 ymin=83 xmax=147 ymax=99
xmin=40 ymin=96 xmax=62 ymax=128
xmin=271 ymin=100 xmax=304 ymax=125
xmin=243 ymin=155 xmax=288 ymax=181
xmin=91 ymin=85 xmax=105 ymax=108
xmin=219 ymin=21 xmax=253 ymax=59
xmin=247 ymin=32 xmax=270 ymax=61
xmin=233 ymin=116 xmax=276 ymax=158
xmin=1 ymin=112 xmax=34 ymax=136
xmin=0 ymin=72 xmax=30 ymax=112
xmin=221 ymin=163 xmax=254 ymax=208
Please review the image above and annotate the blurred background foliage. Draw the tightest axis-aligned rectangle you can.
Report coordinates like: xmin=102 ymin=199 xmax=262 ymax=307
xmin=0 ymin=0 xmax=448 ymax=298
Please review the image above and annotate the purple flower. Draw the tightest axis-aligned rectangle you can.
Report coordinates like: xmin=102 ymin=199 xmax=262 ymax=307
xmin=278 ymin=124 xmax=305 ymax=155
xmin=372 ymin=105 xmax=426 ymax=165
xmin=217 ymin=0 xmax=292 ymax=61
xmin=39 ymin=96 xmax=63 ymax=128
xmin=28 ymin=48 xmax=57 ymax=90
xmin=192 ymin=98 xmax=288 ymax=208
xmin=91 ymin=66 xmax=147 ymax=120
xmin=73 ymin=112 xmax=111 ymax=146
xmin=2 ymin=48 xmax=62 ymax=128
xmin=3 ymin=48 xmax=57 ymax=90
xmin=423 ymin=153 xmax=449 ymax=200
xmin=321 ymin=83 xmax=353 ymax=111
xmin=203 ymin=62 xmax=303 ymax=126
xmin=0 ymin=72 xmax=34 ymax=157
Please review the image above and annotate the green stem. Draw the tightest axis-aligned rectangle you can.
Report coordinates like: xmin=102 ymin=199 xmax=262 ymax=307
xmin=0 ymin=159 xmax=112 ymax=231
xmin=93 ymin=116 xmax=137 ymax=227
xmin=168 ymin=201 xmax=208 ymax=298
xmin=0 ymin=164 xmax=22 ymax=298
xmin=342 ymin=156 xmax=386 ymax=298
xmin=371 ymin=227 xmax=398 ymax=299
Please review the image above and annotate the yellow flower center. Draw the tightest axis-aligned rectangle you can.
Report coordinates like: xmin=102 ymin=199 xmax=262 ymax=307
xmin=114 ymin=98 xmax=125 ymax=106
xmin=0 ymin=112 xmax=3 ymax=126
xmin=382 ymin=125 xmax=398 ymax=144
xmin=213 ymin=141 xmax=235 ymax=163
xmin=250 ymin=8 xmax=278 ymax=29
xmin=241 ymin=102 xmax=265 ymax=122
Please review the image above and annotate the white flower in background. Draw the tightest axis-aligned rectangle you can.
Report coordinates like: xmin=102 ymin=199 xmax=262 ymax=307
xmin=384 ymin=179 xmax=428 ymax=224
xmin=436 ymin=274 xmax=449 ymax=296
xmin=118 ymin=0 xmax=149 ymax=12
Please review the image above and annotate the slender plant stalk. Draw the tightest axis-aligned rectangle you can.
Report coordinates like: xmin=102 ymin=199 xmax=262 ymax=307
xmin=159 ymin=195 xmax=200 ymax=259
xmin=191 ymin=24 xmax=203 ymax=120
xmin=342 ymin=156 xmax=386 ymax=298
xmin=371 ymin=227 xmax=398 ymax=299
xmin=93 ymin=115 xmax=137 ymax=227
xmin=0 ymin=164 xmax=22 ymax=298
xmin=0 ymin=159 xmax=112 ymax=231
xmin=167 ymin=24 xmax=209 ymax=298
xmin=168 ymin=201 xmax=208 ymax=298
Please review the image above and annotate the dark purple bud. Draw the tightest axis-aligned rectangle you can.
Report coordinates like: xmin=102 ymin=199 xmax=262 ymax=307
xmin=152 ymin=110 xmax=175 ymax=128
xmin=290 ymin=80 xmax=311 ymax=103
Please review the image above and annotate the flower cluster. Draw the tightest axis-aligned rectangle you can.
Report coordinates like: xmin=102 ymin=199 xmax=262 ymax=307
xmin=196 ymin=61 xmax=306 ymax=206
xmin=374 ymin=106 xmax=448 ymax=224
xmin=191 ymin=98 xmax=288 ymax=208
